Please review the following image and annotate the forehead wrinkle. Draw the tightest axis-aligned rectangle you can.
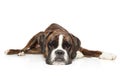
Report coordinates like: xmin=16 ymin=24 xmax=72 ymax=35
xmin=46 ymin=30 xmax=72 ymax=44
xmin=47 ymin=31 xmax=64 ymax=41
xmin=47 ymin=33 xmax=57 ymax=42
xmin=63 ymin=35 xmax=72 ymax=44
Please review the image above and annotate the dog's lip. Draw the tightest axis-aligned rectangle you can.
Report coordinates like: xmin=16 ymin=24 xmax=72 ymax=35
xmin=55 ymin=58 xmax=64 ymax=62
xmin=55 ymin=57 xmax=65 ymax=62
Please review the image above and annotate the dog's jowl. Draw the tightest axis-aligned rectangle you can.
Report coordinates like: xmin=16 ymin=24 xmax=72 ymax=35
xmin=5 ymin=23 xmax=116 ymax=65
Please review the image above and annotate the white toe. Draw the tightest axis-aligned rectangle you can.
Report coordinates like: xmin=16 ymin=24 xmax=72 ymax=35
xmin=18 ymin=52 xmax=25 ymax=56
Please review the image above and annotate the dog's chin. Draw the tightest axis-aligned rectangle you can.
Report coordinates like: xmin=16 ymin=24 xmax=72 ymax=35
xmin=46 ymin=58 xmax=72 ymax=65
xmin=52 ymin=61 xmax=66 ymax=65
xmin=51 ymin=60 xmax=71 ymax=65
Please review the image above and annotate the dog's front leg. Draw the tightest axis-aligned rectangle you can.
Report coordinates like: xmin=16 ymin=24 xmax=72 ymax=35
xmin=6 ymin=32 xmax=45 ymax=56
xmin=76 ymin=47 xmax=116 ymax=60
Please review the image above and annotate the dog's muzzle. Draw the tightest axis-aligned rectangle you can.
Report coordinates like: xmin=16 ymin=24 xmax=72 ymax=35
xmin=46 ymin=49 xmax=72 ymax=65
xmin=54 ymin=50 xmax=65 ymax=62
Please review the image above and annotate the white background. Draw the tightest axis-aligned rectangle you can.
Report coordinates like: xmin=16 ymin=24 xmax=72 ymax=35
xmin=0 ymin=0 xmax=120 ymax=77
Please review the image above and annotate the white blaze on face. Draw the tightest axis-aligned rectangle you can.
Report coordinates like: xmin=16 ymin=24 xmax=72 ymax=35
xmin=51 ymin=35 xmax=68 ymax=62
xmin=58 ymin=35 xmax=63 ymax=49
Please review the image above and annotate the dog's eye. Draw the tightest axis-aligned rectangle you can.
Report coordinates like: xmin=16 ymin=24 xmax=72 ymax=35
xmin=63 ymin=41 xmax=71 ymax=49
xmin=49 ymin=40 xmax=58 ymax=48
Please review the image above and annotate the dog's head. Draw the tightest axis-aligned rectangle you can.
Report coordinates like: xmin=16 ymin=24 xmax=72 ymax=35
xmin=42 ymin=25 xmax=81 ymax=65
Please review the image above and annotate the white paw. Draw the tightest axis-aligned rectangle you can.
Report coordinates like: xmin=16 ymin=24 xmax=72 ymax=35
xmin=76 ymin=51 xmax=84 ymax=59
xmin=5 ymin=50 xmax=10 ymax=54
xmin=18 ymin=52 xmax=25 ymax=56
xmin=99 ymin=52 xmax=116 ymax=60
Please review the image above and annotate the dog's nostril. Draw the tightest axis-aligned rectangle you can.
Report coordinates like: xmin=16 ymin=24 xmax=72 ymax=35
xmin=55 ymin=50 xmax=65 ymax=55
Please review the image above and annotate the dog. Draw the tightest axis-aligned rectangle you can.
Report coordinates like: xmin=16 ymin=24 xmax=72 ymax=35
xmin=5 ymin=23 xmax=116 ymax=65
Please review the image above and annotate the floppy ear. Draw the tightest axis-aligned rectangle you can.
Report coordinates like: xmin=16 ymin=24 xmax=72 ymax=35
xmin=37 ymin=32 xmax=46 ymax=53
xmin=70 ymin=34 xmax=81 ymax=59
xmin=38 ymin=31 xmax=54 ymax=54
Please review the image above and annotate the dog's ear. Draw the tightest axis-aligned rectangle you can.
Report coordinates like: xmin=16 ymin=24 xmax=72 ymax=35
xmin=37 ymin=32 xmax=46 ymax=53
xmin=37 ymin=31 xmax=53 ymax=54
xmin=70 ymin=34 xmax=81 ymax=59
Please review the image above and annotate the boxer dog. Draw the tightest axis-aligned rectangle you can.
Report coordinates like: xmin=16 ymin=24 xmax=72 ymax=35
xmin=5 ymin=23 xmax=116 ymax=65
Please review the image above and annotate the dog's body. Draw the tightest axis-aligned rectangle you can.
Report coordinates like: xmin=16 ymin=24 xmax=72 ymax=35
xmin=6 ymin=23 xmax=116 ymax=65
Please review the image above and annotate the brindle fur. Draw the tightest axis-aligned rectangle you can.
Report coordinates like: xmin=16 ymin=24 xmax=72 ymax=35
xmin=7 ymin=23 xmax=102 ymax=58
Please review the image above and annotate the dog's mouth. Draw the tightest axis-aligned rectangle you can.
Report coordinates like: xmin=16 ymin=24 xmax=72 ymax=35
xmin=55 ymin=56 xmax=65 ymax=62
xmin=52 ymin=57 xmax=66 ymax=64
xmin=46 ymin=56 xmax=72 ymax=65
xmin=51 ymin=57 xmax=66 ymax=65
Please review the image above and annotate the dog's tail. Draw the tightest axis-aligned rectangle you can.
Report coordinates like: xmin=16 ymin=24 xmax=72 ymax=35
xmin=5 ymin=49 xmax=21 ymax=55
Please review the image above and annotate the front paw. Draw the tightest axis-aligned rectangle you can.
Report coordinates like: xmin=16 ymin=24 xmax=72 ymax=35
xmin=99 ymin=52 xmax=116 ymax=60
xmin=5 ymin=50 xmax=10 ymax=55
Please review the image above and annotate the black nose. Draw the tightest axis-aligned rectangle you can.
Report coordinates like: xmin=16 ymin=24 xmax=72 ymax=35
xmin=55 ymin=50 xmax=65 ymax=55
